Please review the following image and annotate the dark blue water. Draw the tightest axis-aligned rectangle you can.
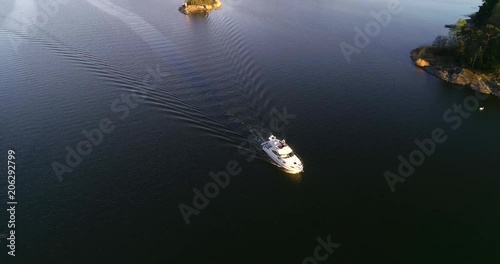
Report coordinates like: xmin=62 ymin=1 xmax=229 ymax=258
xmin=1 ymin=0 xmax=499 ymax=263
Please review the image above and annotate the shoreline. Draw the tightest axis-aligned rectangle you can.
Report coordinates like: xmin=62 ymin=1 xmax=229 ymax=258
xmin=411 ymin=47 xmax=500 ymax=98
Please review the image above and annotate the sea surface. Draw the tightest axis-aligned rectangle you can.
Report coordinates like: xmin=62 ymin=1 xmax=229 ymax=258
xmin=0 ymin=0 xmax=499 ymax=263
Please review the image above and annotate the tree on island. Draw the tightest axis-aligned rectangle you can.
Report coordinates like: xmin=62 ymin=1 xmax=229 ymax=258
xmin=430 ymin=0 xmax=500 ymax=74
xmin=433 ymin=35 xmax=449 ymax=48
xmin=472 ymin=0 xmax=500 ymax=26
xmin=186 ymin=0 xmax=216 ymax=5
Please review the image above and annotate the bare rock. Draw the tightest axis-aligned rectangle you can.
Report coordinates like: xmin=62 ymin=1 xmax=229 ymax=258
xmin=415 ymin=58 xmax=430 ymax=67
xmin=410 ymin=48 xmax=500 ymax=98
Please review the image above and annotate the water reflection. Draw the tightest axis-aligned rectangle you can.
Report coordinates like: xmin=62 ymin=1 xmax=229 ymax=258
xmin=286 ymin=172 xmax=303 ymax=184
xmin=183 ymin=11 xmax=210 ymax=25
xmin=190 ymin=12 xmax=210 ymax=19
xmin=2 ymin=0 xmax=38 ymax=31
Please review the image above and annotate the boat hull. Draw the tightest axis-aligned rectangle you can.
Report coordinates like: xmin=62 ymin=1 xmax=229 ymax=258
xmin=261 ymin=139 xmax=303 ymax=173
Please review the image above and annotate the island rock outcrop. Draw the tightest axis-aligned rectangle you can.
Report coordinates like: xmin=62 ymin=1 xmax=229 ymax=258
xmin=415 ymin=58 xmax=430 ymax=67
xmin=179 ymin=0 xmax=222 ymax=14
xmin=411 ymin=48 xmax=500 ymax=98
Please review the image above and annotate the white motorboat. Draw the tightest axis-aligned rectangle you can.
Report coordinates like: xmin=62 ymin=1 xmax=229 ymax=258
xmin=479 ymin=107 xmax=485 ymax=111
xmin=261 ymin=135 xmax=304 ymax=173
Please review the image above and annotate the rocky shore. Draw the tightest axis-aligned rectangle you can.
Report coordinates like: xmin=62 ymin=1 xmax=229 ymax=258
xmin=411 ymin=47 xmax=500 ymax=98
xmin=179 ymin=0 xmax=222 ymax=14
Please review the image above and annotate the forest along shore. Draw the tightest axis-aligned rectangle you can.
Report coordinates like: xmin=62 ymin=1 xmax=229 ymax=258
xmin=411 ymin=0 xmax=500 ymax=97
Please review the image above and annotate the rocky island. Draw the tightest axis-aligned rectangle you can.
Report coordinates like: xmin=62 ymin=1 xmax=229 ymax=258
xmin=179 ymin=0 xmax=222 ymax=15
xmin=411 ymin=47 xmax=500 ymax=97
xmin=411 ymin=0 xmax=500 ymax=97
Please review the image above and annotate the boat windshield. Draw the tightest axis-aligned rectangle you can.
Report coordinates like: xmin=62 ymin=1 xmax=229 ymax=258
xmin=280 ymin=152 xmax=295 ymax=158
